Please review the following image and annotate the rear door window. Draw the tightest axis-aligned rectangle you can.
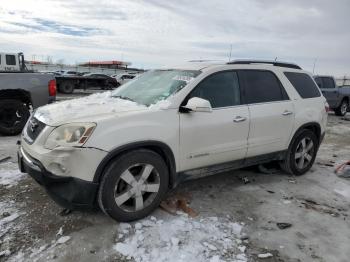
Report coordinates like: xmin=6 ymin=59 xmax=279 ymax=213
xmin=188 ymin=71 xmax=241 ymax=108
xmin=238 ymin=70 xmax=288 ymax=104
xmin=284 ymin=72 xmax=321 ymax=98
xmin=322 ymin=77 xmax=336 ymax=89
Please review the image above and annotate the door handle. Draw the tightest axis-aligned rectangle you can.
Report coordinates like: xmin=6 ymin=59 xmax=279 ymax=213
xmin=233 ymin=116 xmax=247 ymax=122
xmin=282 ymin=110 xmax=293 ymax=116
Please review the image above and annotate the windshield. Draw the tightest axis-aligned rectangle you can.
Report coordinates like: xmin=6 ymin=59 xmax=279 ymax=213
xmin=111 ymin=69 xmax=201 ymax=106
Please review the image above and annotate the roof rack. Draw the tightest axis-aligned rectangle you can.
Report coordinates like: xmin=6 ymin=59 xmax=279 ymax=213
xmin=227 ymin=59 xmax=302 ymax=70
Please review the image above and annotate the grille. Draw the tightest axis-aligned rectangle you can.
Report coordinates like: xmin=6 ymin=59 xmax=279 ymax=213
xmin=24 ymin=117 xmax=46 ymax=144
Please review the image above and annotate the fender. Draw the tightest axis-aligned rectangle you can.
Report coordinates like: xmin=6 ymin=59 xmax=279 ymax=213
xmin=93 ymin=140 xmax=177 ymax=188
xmin=289 ymin=122 xmax=322 ymax=149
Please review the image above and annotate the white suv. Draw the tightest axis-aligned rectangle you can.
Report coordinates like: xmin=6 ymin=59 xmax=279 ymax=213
xmin=18 ymin=60 xmax=328 ymax=221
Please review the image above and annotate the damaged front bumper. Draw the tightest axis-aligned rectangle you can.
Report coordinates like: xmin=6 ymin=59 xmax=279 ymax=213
xmin=18 ymin=146 xmax=99 ymax=210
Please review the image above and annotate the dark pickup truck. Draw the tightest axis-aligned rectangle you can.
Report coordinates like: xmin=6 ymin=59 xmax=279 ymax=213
xmin=314 ymin=75 xmax=350 ymax=116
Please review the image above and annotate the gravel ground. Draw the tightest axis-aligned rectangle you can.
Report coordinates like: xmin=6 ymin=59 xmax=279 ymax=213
xmin=0 ymin=91 xmax=349 ymax=262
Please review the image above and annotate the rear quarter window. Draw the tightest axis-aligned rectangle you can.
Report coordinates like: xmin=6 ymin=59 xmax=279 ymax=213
xmin=284 ymin=72 xmax=321 ymax=98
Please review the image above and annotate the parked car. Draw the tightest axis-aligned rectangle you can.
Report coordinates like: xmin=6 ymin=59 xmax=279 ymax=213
xmin=113 ymin=72 xmax=137 ymax=85
xmin=0 ymin=52 xmax=56 ymax=136
xmin=314 ymin=75 xmax=350 ymax=116
xmin=18 ymin=60 xmax=327 ymax=221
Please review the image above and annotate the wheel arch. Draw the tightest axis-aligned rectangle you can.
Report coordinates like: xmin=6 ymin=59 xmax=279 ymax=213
xmin=290 ymin=122 xmax=322 ymax=149
xmin=0 ymin=89 xmax=32 ymax=107
xmin=93 ymin=141 xmax=177 ymax=188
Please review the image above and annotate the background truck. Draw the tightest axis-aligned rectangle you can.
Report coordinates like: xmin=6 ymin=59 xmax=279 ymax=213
xmin=56 ymin=73 xmax=119 ymax=94
xmin=0 ymin=52 xmax=56 ymax=135
xmin=314 ymin=75 xmax=350 ymax=116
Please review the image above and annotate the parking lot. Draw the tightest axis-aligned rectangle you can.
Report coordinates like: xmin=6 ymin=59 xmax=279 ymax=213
xmin=0 ymin=90 xmax=349 ymax=262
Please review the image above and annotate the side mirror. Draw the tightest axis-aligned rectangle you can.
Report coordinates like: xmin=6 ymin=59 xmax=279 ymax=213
xmin=183 ymin=97 xmax=212 ymax=113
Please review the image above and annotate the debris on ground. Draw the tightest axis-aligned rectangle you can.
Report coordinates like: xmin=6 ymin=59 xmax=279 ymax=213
xmin=56 ymin=226 xmax=63 ymax=236
xmin=276 ymin=223 xmax=292 ymax=230
xmin=59 ymin=208 xmax=72 ymax=216
xmin=160 ymin=193 xmax=198 ymax=217
xmin=57 ymin=236 xmax=71 ymax=244
xmin=316 ymin=161 xmax=335 ymax=167
xmin=0 ymin=156 xmax=11 ymax=164
xmin=266 ymin=190 xmax=275 ymax=194
xmin=258 ymin=164 xmax=279 ymax=174
xmin=258 ymin=252 xmax=273 ymax=259
xmin=2 ymin=211 xmax=10 ymax=218
xmin=335 ymin=161 xmax=350 ymax=178
xmin=241 ymin=177 xmax=250 ymax=184
xmin=288 ymin=179 xmax=296 ymax=183
xmin=300 ymin=199 xmax=340 ymax=217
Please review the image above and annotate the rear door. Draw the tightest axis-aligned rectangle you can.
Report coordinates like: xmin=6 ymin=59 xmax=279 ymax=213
xmin=179 ymin=71 xmax=249 ymax=171
xmin=239 ymin=70 xmax=294 ymax=158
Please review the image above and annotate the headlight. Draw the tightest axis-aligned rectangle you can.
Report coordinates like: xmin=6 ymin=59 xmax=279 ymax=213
xmin=44 ymin=123 xmax=96 ymax=149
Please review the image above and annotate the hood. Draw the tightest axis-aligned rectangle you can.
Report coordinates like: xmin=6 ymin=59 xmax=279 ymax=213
xmin=34 ymin=91 xmax=168 ymax=126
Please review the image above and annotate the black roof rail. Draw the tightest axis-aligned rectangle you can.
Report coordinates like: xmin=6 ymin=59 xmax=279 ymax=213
xmin=227 ymin=59 xmax=302 ymax=70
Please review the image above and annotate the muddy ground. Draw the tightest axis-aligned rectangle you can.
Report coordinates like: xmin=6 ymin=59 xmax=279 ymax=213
xmin=0 ymin=91 xmax=349 ymax=262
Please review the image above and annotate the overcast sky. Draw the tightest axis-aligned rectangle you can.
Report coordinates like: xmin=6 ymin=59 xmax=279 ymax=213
xmin=0 ymin=0 xmax=349 ymax=76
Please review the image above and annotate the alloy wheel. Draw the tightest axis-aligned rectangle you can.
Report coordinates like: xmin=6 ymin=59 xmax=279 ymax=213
xmin=114 ymin=163 xmax=160 ymax=212
xmin=294 ymin=137 xmax=315 ymax=170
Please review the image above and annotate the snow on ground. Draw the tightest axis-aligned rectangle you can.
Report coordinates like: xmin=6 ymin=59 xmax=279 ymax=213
xmin=114 ymin=214 xmax=247 ymax=262
xmin=0 ymin=162 xmax=24 ymax=188
xmin=0 ymin=162 xmax=25 ymax=259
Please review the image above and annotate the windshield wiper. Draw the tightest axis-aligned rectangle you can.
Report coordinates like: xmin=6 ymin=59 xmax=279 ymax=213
xmin=112 ymin=95 xmax=136 ymax=103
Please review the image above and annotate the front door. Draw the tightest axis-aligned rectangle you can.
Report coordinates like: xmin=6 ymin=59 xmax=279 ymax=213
xmin=179 ymin=71 xmax=249 ymax=172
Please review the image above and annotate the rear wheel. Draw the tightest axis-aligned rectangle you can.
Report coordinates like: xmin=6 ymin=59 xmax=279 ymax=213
xmin=59 ymin=81 xmax=74 ymax=94
xmin=0 ymin=99 xmax=30 ymax=136
xmin=280 ymin=129 xmax=318 ymax=176
xmin=335 ymin=99 xmax=348 ymax=116
xmin=98 ymin=149 xmax=169 ymax=221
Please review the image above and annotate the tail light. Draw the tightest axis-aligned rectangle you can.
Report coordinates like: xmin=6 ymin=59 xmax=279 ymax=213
xmin=48 ymin=79 xmax=56 ymax=97
xmin=325 ymin=101 xmax=330 ymax=113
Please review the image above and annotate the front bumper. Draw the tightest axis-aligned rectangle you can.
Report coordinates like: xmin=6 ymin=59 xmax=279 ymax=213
xmin=18 ymin=146 xmax=99 ymax=210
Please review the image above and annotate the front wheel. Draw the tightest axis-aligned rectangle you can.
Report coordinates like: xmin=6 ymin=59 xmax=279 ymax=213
xmin=335 ymin=99 xmax=348 ymax=116
xmin=280 ymin=130 xmax=318 ymax=176
xmin=98 ymin=149 xmax=169 ymax=221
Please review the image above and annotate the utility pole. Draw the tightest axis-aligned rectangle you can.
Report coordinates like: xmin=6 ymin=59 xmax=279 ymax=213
xmin=228 ymin=44 xmax=232 ymax=62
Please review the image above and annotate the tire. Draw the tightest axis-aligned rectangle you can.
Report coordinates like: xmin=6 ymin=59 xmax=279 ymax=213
xmin=335 ymin=99 xmax=348 ymax=116
xmin=59 ymin=81 xmax=74 ymax=94
xmin=0 ymin=99 xmax=30 ymax=136
xmin=98 ymin=149 xmax=169 ymax=222
xmin=280 ymin=129 xmax=319 ymax=176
